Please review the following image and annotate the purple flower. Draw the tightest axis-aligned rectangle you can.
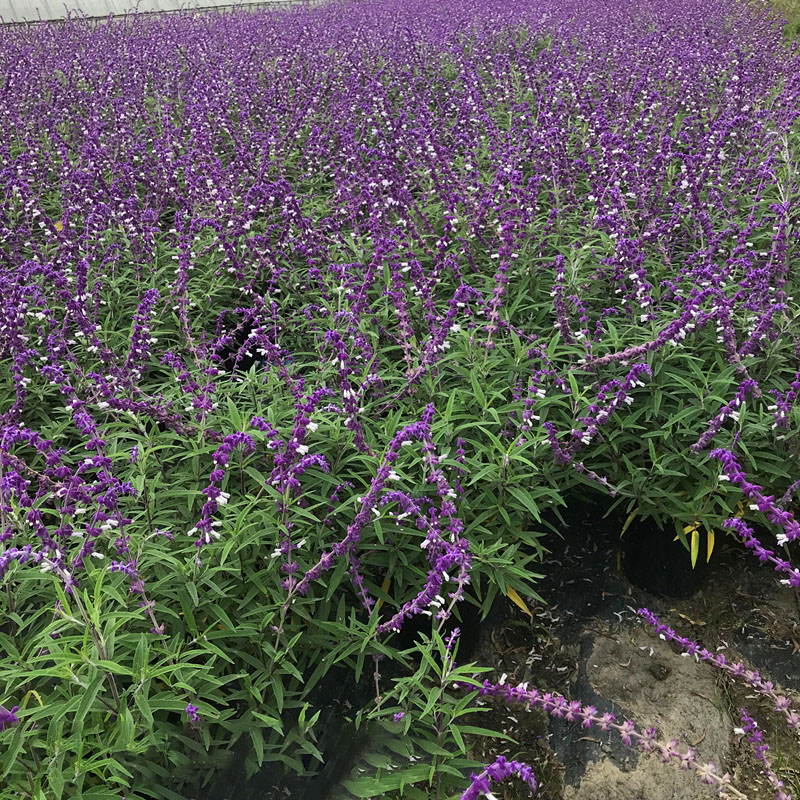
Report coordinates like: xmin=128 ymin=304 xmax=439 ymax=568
xmin=0 ymin=705 xmax=19 ymax=732
xmin=184 ymin=704 xmax=200 ymax=722
xmin=461 ymin=755 xmax=537 ymax=800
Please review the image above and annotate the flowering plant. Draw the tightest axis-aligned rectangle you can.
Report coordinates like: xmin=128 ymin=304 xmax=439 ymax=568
xmin=0 ymin=0 xmax=798 ymax=797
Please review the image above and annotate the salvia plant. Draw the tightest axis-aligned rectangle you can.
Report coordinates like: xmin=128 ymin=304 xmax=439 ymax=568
xmin=0 ymin=0 xmax=798 ymax=797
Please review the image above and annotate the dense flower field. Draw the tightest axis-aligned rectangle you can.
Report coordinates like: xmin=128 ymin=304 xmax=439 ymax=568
xmin=0 ymin=0 xmax=798 ymax=797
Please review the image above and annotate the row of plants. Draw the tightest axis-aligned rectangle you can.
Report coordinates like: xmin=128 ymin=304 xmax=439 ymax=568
xmin=0 ymin=0 xmax=799 ymax=797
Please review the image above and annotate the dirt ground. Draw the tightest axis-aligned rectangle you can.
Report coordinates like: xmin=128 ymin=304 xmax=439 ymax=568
xmin=467 ymin=507 xmax=800 ymax=800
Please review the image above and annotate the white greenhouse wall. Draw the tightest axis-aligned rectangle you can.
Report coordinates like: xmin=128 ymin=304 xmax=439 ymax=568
xmin=0 ymin=0 xmax=303 ymax=24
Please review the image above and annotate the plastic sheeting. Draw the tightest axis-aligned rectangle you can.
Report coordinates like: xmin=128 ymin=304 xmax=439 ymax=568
xmin=0 ymin=0 xmax=299 ymax=24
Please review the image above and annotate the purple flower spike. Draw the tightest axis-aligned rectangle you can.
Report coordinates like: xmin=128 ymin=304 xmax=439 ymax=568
xmin=738 ymin=710 xmax=791 ymax=800
xmin=478 ymin=679 xmax=743 ymax=798
xmin=637 ymin=608 xmax=800 ymax=734
xmin=461 ymin=755 xmax=538 ymax=800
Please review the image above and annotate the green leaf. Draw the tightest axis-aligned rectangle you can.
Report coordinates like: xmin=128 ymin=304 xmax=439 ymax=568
xmin=250 ymin=727 xmax=265 ymax=767
xmin=98 ymin=660 xmax=134 ymax=676
xmin=273 ymin=675 xmax=284 ymax=713
xmin=115 ymin=706 xmax=135 ymax=748
xmin=450 ymin=724 xmax=466 ymax=753
xmin=226 ymin=397 xmax=243 ymax=430
xmin=1 ymin=722 xmax=26 ymax=779
xmin=456 ymin=724 xmax=514 ymax=740
xmin=420 ymin=686 xmax=443 ymax=720
xmin=567 ymin=371 xmax=580 ymax=398
xmin=506 ymin=486 xmax=542 ymax=521
xmin=48 ymin=757 xmax=65 ymax=800
xmin=73 ymin=673 xmax=105 ymax=738
xmin=133 ymin=636 xmax=149 ymax=676
xmin=469 ymin=370 xmax=486 ymax=408
xmin=134 ymin=690 xmax=154 ymax=727
xmin=252 ymin=711 xmax=283 ymax=734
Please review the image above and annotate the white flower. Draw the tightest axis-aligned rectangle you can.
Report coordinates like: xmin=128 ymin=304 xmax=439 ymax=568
xmin=306 ymin=422 xmax=318 ymax=433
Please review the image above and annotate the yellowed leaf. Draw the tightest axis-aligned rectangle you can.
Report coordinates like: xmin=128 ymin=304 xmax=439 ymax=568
xmin=675 ymin=520 xmax=698 ymax=548
xmin=377 ymin=576 xmax=391 ymax=611
xmin=620 ymin=507 xmax=639 ymax=537
xmin=22 ymin=690 xmax=43 ymax=708
xmin=683 ymin=521 xmax=700 ymax=535
xmin=706 ymin=529 xmax=715 ymax=563
xmin=505 ymin=586 xmax=532 ymax=617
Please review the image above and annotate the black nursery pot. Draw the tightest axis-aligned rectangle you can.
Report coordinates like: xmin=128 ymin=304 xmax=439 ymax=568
xmin=621 ymin=517 xmax=717 ymax=597
xmin=392 ymin=592 xmax=507 ymax=660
